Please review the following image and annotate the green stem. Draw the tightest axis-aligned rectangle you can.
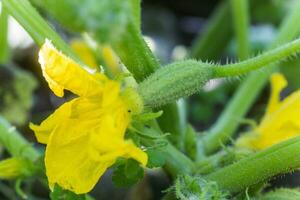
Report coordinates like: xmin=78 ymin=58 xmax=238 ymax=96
xmin=212 ymin=37 xmax=300 ymax=77
xmin=190 ymin=1 xmax=232 ymax=60
xmin=0 ymin=117 xmax=40 ymax=162
xmin=113 ymin=22 xmax=159 ymax=82
xmin=163 ymin=143 xmax=195 ymax=176
xmin=138 ymin=120 xmax=195 ymax=177
xmin=0 ymin=7 xmax=9 ymax=63
xmin=130 ymin=0 xmax=141 ymax=30
xmin=230 ymin=0 xmax=250 ymax=60
xmin=202 ymin=1 xmax=300 ymax=154
xmin=113 ymin=1 xmax=185 ymax=150
xmin=2 ymin=0 xmax=77 ymax=59
xmin=206 ymin=136 xmax=300 ymax=193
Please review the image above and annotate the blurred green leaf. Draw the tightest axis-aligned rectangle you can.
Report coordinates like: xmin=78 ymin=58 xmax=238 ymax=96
xmin=259 ymin=188 xmax=300 ymax=200
xmin=42 ymin=0 xmax=130 ymax=43
xmin=184 ymin=125 xmax=197 ymax=160
xmin=112 ymin=158 xmax=144 ymax=187
xmin=50 ymin=185 xmax=86 ymax=200
xmin=0 ymin=65 xmax=37 ymax=125
xmin=281 ymin=57 xmax=300 ymax=90
xmin=146 ymin=149 xmax=166 ymax=168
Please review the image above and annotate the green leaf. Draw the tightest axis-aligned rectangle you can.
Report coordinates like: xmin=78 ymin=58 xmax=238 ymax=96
xmin=146 ymin=149 xmax=166 ymax=168
xmin=42 ymin=0 xmax=130 ymax=43
xmin=50 ymin=185 xmax=86 ymax=200
xmin=0 ymin=65 xmax=37 ymax=125
xmin=112 ymin=159 xmax=144 ymax=187
xmin=133 ymin=111 xmax=163 ymax=122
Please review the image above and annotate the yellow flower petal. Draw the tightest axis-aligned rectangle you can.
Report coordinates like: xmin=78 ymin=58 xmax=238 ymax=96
xmin=237 ymin=73 xmax=300 ymax=150
xmin=30 ymin=99 xmax=75 ymax=144
xmin=70 ymin=39 xmax=98 ymax=69
xmin=39 ymin=40 xmax=107 ymax=98
xmin=43 ymin=97 xmax=146 ymax=194
xmin=265 ymin=73 xmax=287 ymax=115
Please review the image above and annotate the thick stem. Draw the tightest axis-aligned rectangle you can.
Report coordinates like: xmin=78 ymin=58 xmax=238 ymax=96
xmin=140 ymin=126 xmax=195 ymax=177
xmin=113 ymin=1 xmax=185 ymax=151
xmin=113 ymin=22 xmax=159 ymax=82
xmin=162 ymin=143 xmax=195 ymax=177
xmin=230 ymin=0 xmax=250 ymax=60
xmin=206 ymin=136 xmax=300 ymax=193
xmin=0 ymin=7 xmax=9 ymax=63
xmin=130 ymin=0 xmax=141 ymax=30
xmin=202 ymin=1 xmax=300 ymax=154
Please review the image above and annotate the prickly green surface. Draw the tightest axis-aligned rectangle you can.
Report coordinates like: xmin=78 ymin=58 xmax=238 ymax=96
xmin=174 ymin=175 xmax=229 ymax=200
xmin=138 ymin=60 xmax=213 ymax=107
xmin=139 ymin=38 xmax=300 ymax=108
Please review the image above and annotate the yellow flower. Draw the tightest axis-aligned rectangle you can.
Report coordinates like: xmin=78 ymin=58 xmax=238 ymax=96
xmin=237 ymin=73 xmax=300 ymax=150
xmin=30 ymin=40 xmax=147 ymax=194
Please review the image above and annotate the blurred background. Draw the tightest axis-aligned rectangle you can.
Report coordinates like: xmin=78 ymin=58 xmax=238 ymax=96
xmin=1 ymin=0 xmax=300 ymax=199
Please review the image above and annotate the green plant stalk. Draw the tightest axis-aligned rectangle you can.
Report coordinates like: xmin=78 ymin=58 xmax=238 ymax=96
xmin=113 ymin=22 xmax=159 ymax=82
xmin=0 ymin=117 xmax=40 ymax=162
xmin=156 ymin=103 xmax=184 ymax=150
xmin=113 ymin=0 xmax=185 ymax=150
xmin=230 ymin=0 xmax=250 ymax=60
xmin=130 ymin=0 xmax=141 ymax=30
xmin=2 ymin=0 xmax=77 ymax=59
xmin=190 ymin=0 xmax=278 ymax=61
xmin=202 ymin=1 xmax=300 ymax=154
xmin=212 ymin=37 xmax=300 ymax=77
xmin=140 ymin=132 xmax=195 ymax=177
xmin=190 ymin=1 xmax=232 ymax=60
xmin=0 ymin=7 xmax=9 ymax=63
xmin=163 ymin=143 xmax=195 ymax=176
xmin=206 ymin=136 xmax=300 ymax=193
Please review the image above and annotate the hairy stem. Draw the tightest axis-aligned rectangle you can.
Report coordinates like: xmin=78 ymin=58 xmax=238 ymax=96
xmin=206 ymin=136 xmax=300 ymax=193
xmin=202 ymin=1 xmax=300 ymax=154
xmin=212 ymin=37 xmax=300 ymax=77
xmin=230 ymin=0 xmax=250 ymax=60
